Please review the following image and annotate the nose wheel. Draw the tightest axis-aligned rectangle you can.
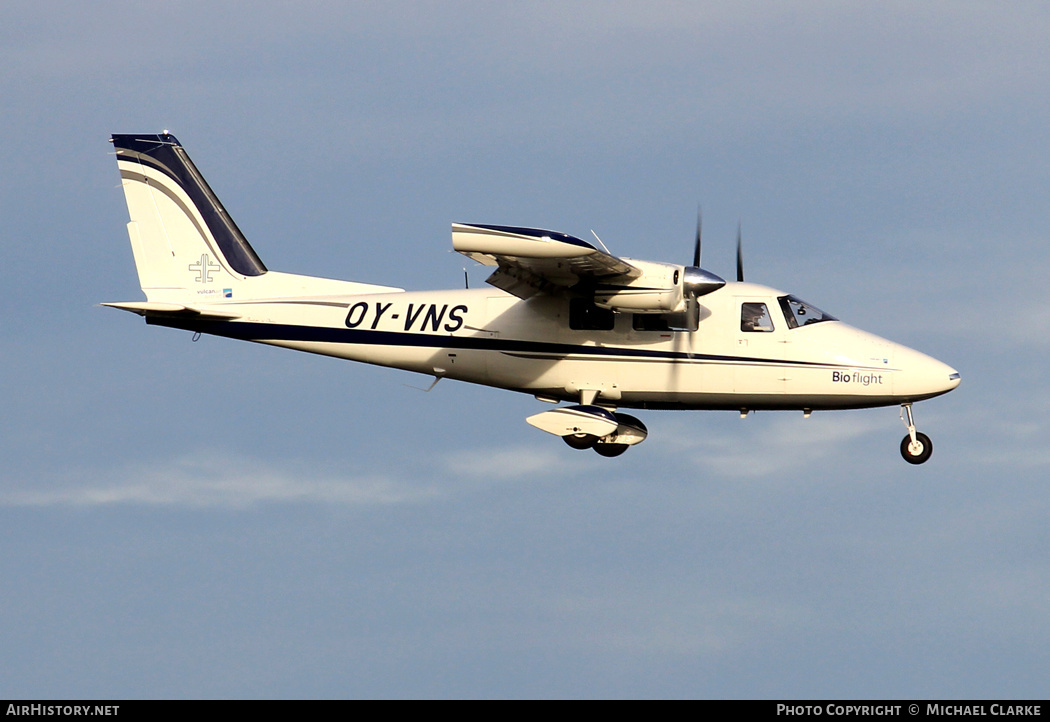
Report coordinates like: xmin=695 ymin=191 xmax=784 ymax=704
xmin=899 ymin=403 xmax=933 ymax=464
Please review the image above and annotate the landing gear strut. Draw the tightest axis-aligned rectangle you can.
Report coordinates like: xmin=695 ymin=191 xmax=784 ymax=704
xmin=899 ymin=402 xmax=933 ymax=465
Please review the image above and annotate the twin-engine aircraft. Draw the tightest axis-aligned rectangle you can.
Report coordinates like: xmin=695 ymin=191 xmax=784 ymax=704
xmin=105 ymin=133 xmax=960 ymax=462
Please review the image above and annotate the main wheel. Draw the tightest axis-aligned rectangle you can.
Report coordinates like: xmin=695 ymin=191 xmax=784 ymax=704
xmin=564 ymin=433 xmax=598 ymax=450
xmin=593 ymin=443 xmax=628 ymax=458
xmin=900 ymin=432 xmax=933 ymax=465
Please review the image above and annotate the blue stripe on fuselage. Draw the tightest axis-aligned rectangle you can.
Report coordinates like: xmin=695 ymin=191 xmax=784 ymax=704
xmin=145 ymin=317 xmax=890 ymax=371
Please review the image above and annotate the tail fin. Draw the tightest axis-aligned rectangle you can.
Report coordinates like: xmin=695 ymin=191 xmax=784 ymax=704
xmin=112 ymin=132 xmax=267 ymax=303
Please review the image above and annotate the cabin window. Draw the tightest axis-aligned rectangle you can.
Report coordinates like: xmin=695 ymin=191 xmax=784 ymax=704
xmin=569 ymin=298 xmax=615 ymax=331
xmin=778 ymin=295 xmax=837 ymax=329
xmin=632 ymin=307 xmax=699 ymax=333
xmin=633 ymin=314 xmax=672 ymax=332
xmin=740 ymin=302 xmax=774 ymax=332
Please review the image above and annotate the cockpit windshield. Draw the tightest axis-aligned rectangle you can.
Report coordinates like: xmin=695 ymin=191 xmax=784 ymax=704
xmin=778 ymin=295 xmax=837 ymax=329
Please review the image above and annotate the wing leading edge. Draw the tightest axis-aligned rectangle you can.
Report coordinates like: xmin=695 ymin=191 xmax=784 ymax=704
xmin=452 ymin=223 xmax=640 ymax=300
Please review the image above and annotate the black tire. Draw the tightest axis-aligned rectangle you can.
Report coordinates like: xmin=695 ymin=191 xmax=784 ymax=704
xmin=900 ymin=432 xmax=933 ymax=465
xmin=563 ymin=433 xmax=597 ymax=450
xmin=594 ymin=443 xmax=628 ymax=458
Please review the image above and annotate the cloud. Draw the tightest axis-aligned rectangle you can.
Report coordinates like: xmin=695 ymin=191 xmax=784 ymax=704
xmin=653 ymin=412 xmax=886 ymax=479
xmin=0 ymin=443 xmax=605 ymax=508
xmin=443 ymin=445 xmax=595 ymax=481
xmin=0 ymin=451 xmax=442 ymax=508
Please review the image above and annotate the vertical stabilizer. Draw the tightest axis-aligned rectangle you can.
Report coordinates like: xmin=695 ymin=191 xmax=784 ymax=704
xmin=111 ymin=133 xmax=267 ymax=303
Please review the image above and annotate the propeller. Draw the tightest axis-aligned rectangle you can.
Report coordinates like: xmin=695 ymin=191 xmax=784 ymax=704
xmin=693 ymin=206 xmax=703 ymax=267
xmin=682 ymin=206 xmax=726 ymax=298
xmin=736 ymin=221 xmax=744 ymax=283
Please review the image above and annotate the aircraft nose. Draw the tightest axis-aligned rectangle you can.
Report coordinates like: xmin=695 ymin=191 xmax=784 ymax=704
xmin=947 ymin=368 xmax=962 ymax=389
xmin=895 ymin=346 xmax=960 ymax=400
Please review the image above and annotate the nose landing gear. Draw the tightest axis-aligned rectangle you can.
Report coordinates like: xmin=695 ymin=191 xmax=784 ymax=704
xmin=899 ymin=402 xmax=933 ymax=464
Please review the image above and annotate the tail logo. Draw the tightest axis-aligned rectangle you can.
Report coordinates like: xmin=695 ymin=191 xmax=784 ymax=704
xmin=189 ymin=254 xmax=220 ymax=283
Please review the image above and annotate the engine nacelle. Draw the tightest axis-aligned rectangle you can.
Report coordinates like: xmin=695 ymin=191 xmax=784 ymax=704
xmin=592 ymin=259 xmax=686 ymax=313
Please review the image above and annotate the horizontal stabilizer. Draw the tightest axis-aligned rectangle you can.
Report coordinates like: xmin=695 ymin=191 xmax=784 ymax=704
xmin=101 ymin=301 xmax=241 ymax=320
xmin=526 ymin=404 xmax=619 ymax=437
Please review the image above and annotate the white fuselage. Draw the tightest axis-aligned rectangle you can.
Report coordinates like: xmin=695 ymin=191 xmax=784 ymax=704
xmin=107 ymin=132 xmax=959 ymax=462
xmin=150 ymin=281 xmax=960 ymax=411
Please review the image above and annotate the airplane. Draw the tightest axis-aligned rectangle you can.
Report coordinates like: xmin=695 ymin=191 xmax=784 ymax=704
xmin=104 ymin=132 xmax=960 ymax=463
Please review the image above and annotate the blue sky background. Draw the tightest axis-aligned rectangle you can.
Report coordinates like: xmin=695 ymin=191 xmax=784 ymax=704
xmin=2 ymin=1 xmax=1048 ymax=698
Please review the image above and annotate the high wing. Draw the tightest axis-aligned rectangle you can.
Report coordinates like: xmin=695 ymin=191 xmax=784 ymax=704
xmin=452 ymin=223 xmax=641 ymax=300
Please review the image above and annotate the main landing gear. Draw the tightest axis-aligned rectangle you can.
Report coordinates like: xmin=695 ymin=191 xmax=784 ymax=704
xmin=562 ymin=412 xmax=648 ymax=458
xmin=899 ymin=402 xmax=933 ymax=465
xmin=526 ymin=395 xmax=649 ymax=458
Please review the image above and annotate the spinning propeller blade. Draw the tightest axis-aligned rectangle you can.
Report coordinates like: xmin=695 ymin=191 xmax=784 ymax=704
xmin=736 ymin=222 xmax=744 ymax=283
xmin=682 ymin=205 xmax=726 ymax=298
xmin=693 ymin=207 xmax=702 ymax=268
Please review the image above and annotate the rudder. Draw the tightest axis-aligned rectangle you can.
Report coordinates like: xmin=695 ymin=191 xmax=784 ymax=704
xmin=112 ymin=133 xmax=267 ymax=303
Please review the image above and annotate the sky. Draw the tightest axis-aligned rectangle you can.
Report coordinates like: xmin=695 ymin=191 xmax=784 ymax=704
xmin=2 ymin=1 xmax=1048 ymax=699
